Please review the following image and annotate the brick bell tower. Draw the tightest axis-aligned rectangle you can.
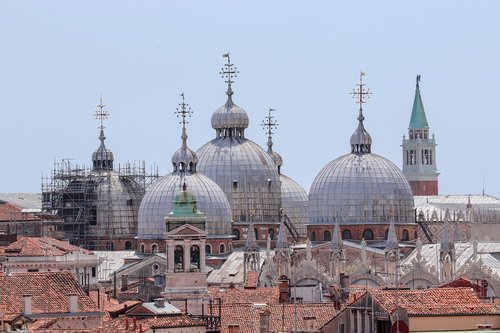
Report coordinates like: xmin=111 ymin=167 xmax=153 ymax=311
xmin=402 ymin=75 xmax=439 ymax=195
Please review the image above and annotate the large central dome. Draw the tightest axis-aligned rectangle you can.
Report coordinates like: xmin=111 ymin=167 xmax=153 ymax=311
xmin=196 ymin=58 xmax=281 ymax=224
xmin=309 ymin=77 xmax=414 ymax=227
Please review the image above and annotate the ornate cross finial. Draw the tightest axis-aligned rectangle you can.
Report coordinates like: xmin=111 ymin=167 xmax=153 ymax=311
xmin=220 ymin=53 xmax=239 ymax=88
xmin=94 ymin=95 xmax=110 ymax=130
xmin=350 ymin=71 xmax=372 ymax=112
xmin=262 ymin=108 xmax=278 ymax=139
xmin=175 ymin=92 xmax=192 ymax=130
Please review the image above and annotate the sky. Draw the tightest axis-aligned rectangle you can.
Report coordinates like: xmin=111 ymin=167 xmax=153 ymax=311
xmin=0 ymin=1 xmax=499 ymax=198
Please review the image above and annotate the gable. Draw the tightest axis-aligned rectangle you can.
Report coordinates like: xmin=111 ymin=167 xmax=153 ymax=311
xmin=165 ymin=223 xmax=208 ymax=238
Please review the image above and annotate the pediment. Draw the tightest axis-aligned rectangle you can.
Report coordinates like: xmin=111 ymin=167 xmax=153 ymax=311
xmin=165 ymin=223 xmax=208 ymax=238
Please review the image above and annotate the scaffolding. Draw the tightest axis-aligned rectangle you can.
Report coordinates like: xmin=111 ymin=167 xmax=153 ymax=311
xmin=42 ymin=158 xmax=159 ymax=249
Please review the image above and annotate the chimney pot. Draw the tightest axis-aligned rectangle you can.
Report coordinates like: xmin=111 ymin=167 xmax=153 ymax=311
xmin=68 ymin=293 xmax=78 ymax=313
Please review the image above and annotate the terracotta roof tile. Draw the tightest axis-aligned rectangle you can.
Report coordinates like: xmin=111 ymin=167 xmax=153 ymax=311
xmin=0 ymin=202 xmax=39 ymax=222
xmin=220 ymin=303 xmax=339 ymax=333
xmin=1 ymin=237 xmax=92 ymax=257
xmin=102 ymin=315 xmax=204 ymax=332
xmin=209 ymin=285 xmax=279 ymax=305
xmin=371 ymin=287 xmax=499 ymax=316
xmin=0 ymin=272 xmax=99 ymax=317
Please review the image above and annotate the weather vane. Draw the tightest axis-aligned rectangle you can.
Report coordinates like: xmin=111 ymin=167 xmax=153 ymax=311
xmin=350 ymin=71 xmax=372 ymax=112
xmin=175 ymin=92 xmax=192 ymax=129
xmin=94 ymin=95 xmax=109 ymax=130
xmin=220 ymin=53 xmax=239 ymax=86
xmin=262 ymin=108 xmax=278 ymax=139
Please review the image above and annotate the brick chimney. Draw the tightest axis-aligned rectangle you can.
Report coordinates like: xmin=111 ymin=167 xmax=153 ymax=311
xmin=303 ymin=316 xmax=316 ymax=331
xmin=23 ymin=295 xmax=32 ymax=315
xmin=278 ymin=276 xmax=289 ymax=303
xmin=228 ymin=324 xmax=241 ymax=333
xmin=121 ymin=275 xmax=129 ymax=291
xmin=68 ymin=293 xmax=78 ymax=313
xmin=259 ymin=309 xmax=271 ymax=333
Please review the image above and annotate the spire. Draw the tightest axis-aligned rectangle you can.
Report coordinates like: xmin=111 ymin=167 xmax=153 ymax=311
xmin=385 ymin=218 xmax=398 ymax=251
xmin=172 ymin=93 xmax=198 ymax=173
xmin=276 ymin=211 xmax=287 ymax=249
xmin=245 ymin=221 xmax=258 ymax=250
xmin=409 ymin=75 xmax=429 ymax=129
xmin=441 ymin=209 xmax=451 ymax=249
xmin=262 ymin=108 xmax=283 ymax=172
xmin=331 ymin=218 xmax=342 ymax=250
xmin=349 ymin=72 xmax=372 ymax=155
xmin=211 ymin=53 xmax=249 ymax=135
xmin=92 ymin=96 xmax=114 ymax=171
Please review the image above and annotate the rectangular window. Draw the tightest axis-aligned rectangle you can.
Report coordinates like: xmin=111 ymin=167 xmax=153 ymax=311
xmin=91 ymin=267 xmax=96 ymax=278
xmin=409 ymin=150 xmax=416 ymax=165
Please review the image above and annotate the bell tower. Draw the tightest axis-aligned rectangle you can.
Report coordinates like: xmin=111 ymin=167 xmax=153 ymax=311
xmin=402 ymin=75 xmax=439 ymax=195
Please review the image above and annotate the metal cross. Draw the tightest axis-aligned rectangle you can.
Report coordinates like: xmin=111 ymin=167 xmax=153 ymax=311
xmin=416 ymin=74 xmax=421 ymax=89
xmin=350 ymin=71 xmax=372 ymax=112
xmin=261 ymin=107 xmax=278 ymax=138
xmin=220 ymin=53 xmax=239 ymax=85
xmin=175 ymin=92 xmax=192 ymax=129
xmin=94 ymin=95 xmax=109 ymax=130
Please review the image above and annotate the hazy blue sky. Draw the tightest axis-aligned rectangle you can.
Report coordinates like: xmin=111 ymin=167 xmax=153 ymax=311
xmin=1 ymin=1 xmax=499 ymax=198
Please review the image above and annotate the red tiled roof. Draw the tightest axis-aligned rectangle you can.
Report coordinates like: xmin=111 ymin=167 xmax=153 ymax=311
xmin=0 ymin=202 xmax=39 ymax=222
xmin=0 ymin=237 xmax=92 ymax=257
xmin=209 ymin=286 xmax=280 ymax=305
xmin=220 ymin=303 xmax=339 ymax=333
xmin=0 ymin=272 xmax=99 ymax=317
xmin=371 ymin=287 xmax=499 ymax=316
xmin=102 ymin=315 xmax=204 ymax=332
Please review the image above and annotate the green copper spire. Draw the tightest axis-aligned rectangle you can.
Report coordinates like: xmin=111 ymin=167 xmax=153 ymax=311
xmin=409 ymin=75 xmax=429 ymax=129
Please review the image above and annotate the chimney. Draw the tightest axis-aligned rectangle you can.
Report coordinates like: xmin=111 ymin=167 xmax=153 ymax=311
xmin=23 ymin=295 xmax=32 ymax=315
xmin=340 ymin=273 xmax=350 ymax=301
xmin=228 ymin=324 xmax=241 ymax=333
xmin=278 ymin=276 xmax=289 ymax=303
xmin=303 ymin=316 xmax=316 ymax=331
xmin=125 ymin=317 xmax=129 ymax=330
xmin=121 ymin=275 xmax=129 ymax=291
xmin=68 ymin=293 xmax=78 ymax=313
xmin=154 ymin=298 xmax=165 ymax=308
xmin=139 ymin=323 xmax=143 ymax=333
xmin=259 ymin=309 xmax=271 ymax=333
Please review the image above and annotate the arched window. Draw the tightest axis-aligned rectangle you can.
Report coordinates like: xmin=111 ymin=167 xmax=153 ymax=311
xmin=324 ymin=230 xmax=331 ymax=241
xmin=174 ymin=245 xmax=184 ymax=271
xmin=342 ymin=229 xmax=352 ymax=240
xmin=190 ymin=245 xmax=200 ymax=270
xmin=140 ymin=243 xmax=145 ymax=253
xmin=151 ymin=244 xmax=158 ymax=254
xmin=205 ymin=244 xmax=211 ymax=255
xmin=219 ymin=243 xmax=225 ymax=254
xmin=310 ymin=231 xmax=316 ymax=241
xmin=363 ymin=229 xmax=374 ymax=240
xmin=385 ymin=229 xmax=389 ymax=240
xmin=269 ymin=228 xmax=275 ymax=240
xmin=232 ymin=229 xmax=240 ymax=240
xmin=254 ymin=228 xmax=259 ymax=240
xmin=124 ymin=241 xmax=132 ymax=250
xmin=402 ymin=229 xmax=409 ymax=241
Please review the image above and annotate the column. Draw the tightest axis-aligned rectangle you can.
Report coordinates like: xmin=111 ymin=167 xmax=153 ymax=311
xmin=184 ymin=239 xmax=191 ymax=272
xmin=200 ymin=239 xmax=206 ymax=271
xmin=167 ymin=239 xmax=175 ymax=272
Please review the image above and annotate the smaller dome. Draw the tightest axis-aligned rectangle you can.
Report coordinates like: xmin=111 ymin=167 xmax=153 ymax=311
xmin=211 ymin=87 xmax=249 ymax=131
xmin=281 ymin=174 xmax=308 ymax=236
xmin=92 ymin=129 xmax=114 ymax=171
xmin=170 ymin=184 xmax=204 ymax=217
xmin=271 ymin=151 xmax=283 ymax=168
xmin=171 ymin=128 xmax=198 ymax=173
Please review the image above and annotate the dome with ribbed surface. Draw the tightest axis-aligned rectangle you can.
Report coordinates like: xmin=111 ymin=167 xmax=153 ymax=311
xmin=211 ymin=87 xmax=249 ymax=132
xmin=309 ymin=102 xmax=413 ymax=226
xmin=138 ymin=172 xmax=231 ymax=238
xmin=280 ymin=174 xmax=308 ymax=236
xmin=196 ymin=138 xmax=281 ymax=224
xmin=92 ymin=129 xmax=114 ymax=171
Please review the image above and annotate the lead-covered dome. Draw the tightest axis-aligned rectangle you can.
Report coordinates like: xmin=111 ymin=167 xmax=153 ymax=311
xmin=280 ymin=174 xmax=308 ymax=236
xmin=138 ymin=95 xmax=232 ymax=239
xmin=138 ymin=172 xmax=232 ymax=238
xmin=309 ymin=85 xmax=414 ymax=226
xmin=211 ymin=87 xmax=249 ymax=132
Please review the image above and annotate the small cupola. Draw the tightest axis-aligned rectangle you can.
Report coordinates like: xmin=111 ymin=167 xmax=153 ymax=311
xmin=172 ymin=93 xmax=198 ymax=173
xmin=92 ymin=97 xmax=114 ymax=171
xmin=349 ymin=72 xmax=372 ymax=155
